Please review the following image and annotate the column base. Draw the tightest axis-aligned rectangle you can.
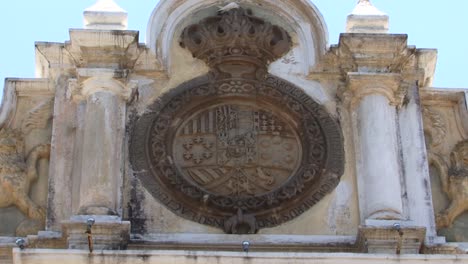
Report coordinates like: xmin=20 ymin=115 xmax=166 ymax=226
xmin=62 ymin=215 xmax=130 ymax=251
xmin=357 ymin=224 xmax=426 ymax=254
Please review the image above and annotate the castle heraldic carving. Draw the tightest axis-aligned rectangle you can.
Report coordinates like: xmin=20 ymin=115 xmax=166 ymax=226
xmin=0 ymin=129 xmax=50 ymax=236
xmin=130 ymin=7 xmax=344 ymax=234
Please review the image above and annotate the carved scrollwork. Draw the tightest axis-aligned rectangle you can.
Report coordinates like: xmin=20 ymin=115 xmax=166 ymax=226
xmin=436 ymin=139 xmax=468 ymax=228
xmin=0 ymin=128 xmax=51 ymax=236
xmin=423 ymin=106 xmax=447 ymax=147
xmin=21 ymin=99 xmax=53 ymax=135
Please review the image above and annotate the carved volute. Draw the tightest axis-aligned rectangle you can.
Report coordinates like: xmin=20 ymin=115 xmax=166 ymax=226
xmin=130 ymin=7 xmax=344 ymax=234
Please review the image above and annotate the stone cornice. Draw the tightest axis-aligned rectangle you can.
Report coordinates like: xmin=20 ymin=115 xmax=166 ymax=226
xmin=67 ymin=29 xmax=140 ymax=69
xmin=421 ymin=88 xmax=468 ymax=138
xmin=0 ymin=78 xmax=54 ymax=130
xmin=309 ymin=34 xmax=437 ymax=88
xmin=420 ymin=88 xmax=468 ymax=107
xmin=35 ymin=30 xmax=164 ymax=79
xmin=345 ymin=73 xmax=403 ymax=109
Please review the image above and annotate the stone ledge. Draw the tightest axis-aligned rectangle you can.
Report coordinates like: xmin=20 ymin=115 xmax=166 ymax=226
xmin=12 ymin=249 xmax=468 ymax=264
xmin=130 ymin=234 xmax=357 ymax=252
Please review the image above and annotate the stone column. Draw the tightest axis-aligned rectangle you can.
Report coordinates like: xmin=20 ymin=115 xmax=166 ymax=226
xmin=74 ymin=77 xmax=131 ymax=215
xmin=62 ymin=76 xmax=133 ymax=250
xmin=347 ymin=73 xmax=404 ymax=221
xmin=347 ymin=73 xmax=427 ymax=253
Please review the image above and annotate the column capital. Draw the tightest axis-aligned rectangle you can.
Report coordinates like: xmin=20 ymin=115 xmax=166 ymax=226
xmin=67 ymin=76 xmax=137 ymax=102
xmin=344 ymin=73 xmax=405 ymax=109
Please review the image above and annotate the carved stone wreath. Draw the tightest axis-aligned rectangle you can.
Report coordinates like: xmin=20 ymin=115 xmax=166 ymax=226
xmin=130 ymin=7 xmax=344 ymax=234
xmin=130 ymin=75 xmax=344 ymax=233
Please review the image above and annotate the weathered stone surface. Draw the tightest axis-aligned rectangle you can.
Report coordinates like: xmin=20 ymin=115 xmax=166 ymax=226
xmin=357 ymin=225 xmax=426 ymax=254
xmin=11 ymin=249 xmax=468 ymax=264
xmin=1 ymin=0 xmax=468 ymax=262
xmin=62 ymin=215 xmax=130 ymax=250
xmin=435 ymin=140 xmax=468 ymax=228
xmin=421 ymin=88 xmax=468 ymax=242
xmin=0 ymin=128 xmax=51 ymax=236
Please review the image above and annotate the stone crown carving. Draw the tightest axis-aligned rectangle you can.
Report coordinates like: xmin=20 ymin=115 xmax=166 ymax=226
xmin=180 ymin=7 xmax=291 ymax=72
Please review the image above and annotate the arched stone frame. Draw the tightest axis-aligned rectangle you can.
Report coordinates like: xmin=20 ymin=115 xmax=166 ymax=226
xmin=146 ymin=0 xmax=329 ymax=75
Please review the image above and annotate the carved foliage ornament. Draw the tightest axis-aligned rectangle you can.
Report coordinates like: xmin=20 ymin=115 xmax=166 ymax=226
xmin=130 ymin=7 xmax=344 ymax=234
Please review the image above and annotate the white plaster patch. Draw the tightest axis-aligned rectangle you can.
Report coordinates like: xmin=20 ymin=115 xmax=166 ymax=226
xmin=328 ymin=182 xmax=352 ymax=235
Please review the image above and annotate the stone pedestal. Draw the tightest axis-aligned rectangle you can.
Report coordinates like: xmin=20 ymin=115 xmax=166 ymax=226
xmin=62 ymin=215 xmax=130 ymax=250
xmin=346 ymin=0 xmax=389 ymax=34
xmin=357 ymin=225 xmax=426 ymax=254
xmin=83 ymin=0 xmax=128 ymax=30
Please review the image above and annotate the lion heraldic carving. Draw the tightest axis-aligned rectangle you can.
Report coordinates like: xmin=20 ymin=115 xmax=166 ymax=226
xmin=436 ymin=139 xmax=468 ymax=228
xmin=0 ymin=128 xmax=51 ymax=236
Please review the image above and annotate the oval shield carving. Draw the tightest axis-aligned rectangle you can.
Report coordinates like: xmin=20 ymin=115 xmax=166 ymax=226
xmin=130 ymin=75 xmax=345 ymax=234
xmin=173 ymin=103 xmax=302 ymax=198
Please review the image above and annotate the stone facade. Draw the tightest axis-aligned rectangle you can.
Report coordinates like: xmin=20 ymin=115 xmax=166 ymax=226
xmin=0 ymin=0 xmax=467 ymax=263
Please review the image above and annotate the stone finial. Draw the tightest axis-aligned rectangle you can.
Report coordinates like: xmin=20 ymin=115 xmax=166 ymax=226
xmin=346 ymin=0 xmax=389 ymax=33
xmin=83 ymin=0 xmax=128 ymax=30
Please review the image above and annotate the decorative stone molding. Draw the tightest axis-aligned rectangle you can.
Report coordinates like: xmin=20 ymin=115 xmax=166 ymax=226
xmin=436 ymin=139 xmax=468 ymax=228
xmin=0 ymin=128 xmax=51 ymax=236
xmin=345 ymin=73 xmax=403 ymax=109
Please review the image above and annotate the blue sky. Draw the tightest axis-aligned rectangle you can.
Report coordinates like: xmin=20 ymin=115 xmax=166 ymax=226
xmin=0 ymin=0 xmax=466 ymax=88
